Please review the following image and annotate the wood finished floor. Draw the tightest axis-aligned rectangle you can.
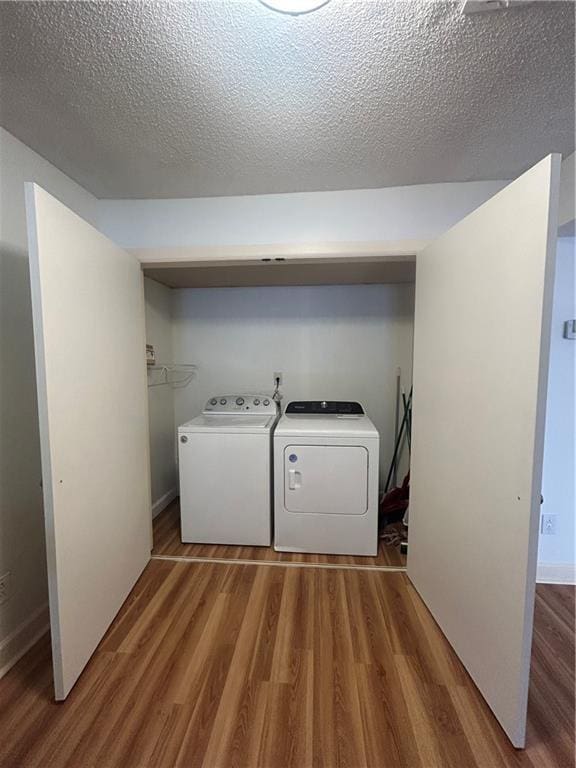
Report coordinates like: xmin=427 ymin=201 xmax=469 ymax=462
xmin=0 ymin=561 xmax=573 ymax=768
xmin=153 ymin=498 xmax=407 ymax=568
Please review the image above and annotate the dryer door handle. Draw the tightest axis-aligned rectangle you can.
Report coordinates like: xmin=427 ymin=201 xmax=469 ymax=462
xmin=288 ymin=469 xmax=302 ymax=490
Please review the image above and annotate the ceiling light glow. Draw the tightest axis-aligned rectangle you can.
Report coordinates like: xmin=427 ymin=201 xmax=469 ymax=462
xmin=259 ymin=0 xmax=331 ymax=15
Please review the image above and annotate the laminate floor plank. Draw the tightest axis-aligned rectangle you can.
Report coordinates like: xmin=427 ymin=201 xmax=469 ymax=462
xmin=0 ymin=562 xmax=573 ymax=768
xmin=153 ymin=498 xmax=406 ymax=568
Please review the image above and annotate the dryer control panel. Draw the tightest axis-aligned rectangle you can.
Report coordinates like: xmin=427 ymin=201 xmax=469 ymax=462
xmin=286 ymin=401 xmax=364 ymax=415
xmin=203 ymin=394 xmax=277 ymax=414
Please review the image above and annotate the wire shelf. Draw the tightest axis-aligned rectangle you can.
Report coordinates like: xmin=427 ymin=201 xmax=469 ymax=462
xmin=147 ymin=364 xmax=197 ymax=388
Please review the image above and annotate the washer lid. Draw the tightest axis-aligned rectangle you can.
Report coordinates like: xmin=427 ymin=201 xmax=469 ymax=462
xmin=179 ymin=413 xmax=277 ymax=434
xmin=274 ymin=413 xmax=379 ymax=439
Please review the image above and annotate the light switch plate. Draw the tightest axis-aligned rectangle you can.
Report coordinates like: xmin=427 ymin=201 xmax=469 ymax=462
xmin=563 ymin=320 xmax=576 ymax=340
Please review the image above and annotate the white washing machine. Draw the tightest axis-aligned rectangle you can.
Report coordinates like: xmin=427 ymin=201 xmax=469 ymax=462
xmin=274 ymin=401 xmax=379 ymax=556
xmin=178 ymin=394 xmax=278 ymax=546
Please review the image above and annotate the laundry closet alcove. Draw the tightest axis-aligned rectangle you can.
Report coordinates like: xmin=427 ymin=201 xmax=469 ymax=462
xmin=25 ymin=153 xmax=560 ymax=748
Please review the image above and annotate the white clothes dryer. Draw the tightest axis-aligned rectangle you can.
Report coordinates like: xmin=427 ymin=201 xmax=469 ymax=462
xmin=274 ymin=400 xmax=379 ymax=556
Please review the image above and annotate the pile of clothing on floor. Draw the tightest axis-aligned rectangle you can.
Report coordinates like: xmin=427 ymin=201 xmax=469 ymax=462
xmin=379 ymin=472 xmax=409 ymax=547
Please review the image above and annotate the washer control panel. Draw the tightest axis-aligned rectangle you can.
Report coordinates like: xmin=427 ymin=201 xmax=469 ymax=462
xmin=204 ymin=394 xmax=276 ymax=413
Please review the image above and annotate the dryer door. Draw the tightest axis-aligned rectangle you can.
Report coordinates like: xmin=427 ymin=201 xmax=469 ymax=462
xmin=284 ymin=445 xmax=368 ymax=515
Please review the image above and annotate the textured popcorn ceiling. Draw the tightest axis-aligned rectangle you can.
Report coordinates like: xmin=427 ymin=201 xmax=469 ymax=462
xmin=0 ymin=0 xmax=573 ymax=198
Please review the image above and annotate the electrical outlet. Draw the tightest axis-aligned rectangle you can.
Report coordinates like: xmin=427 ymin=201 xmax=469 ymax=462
xmin=0 ymin=572 xmax=11 ymax=605
xmin=273 ymin=371 xmax=283 ymax=386
xmin=540 ymin=514 xmax=557 ymax=536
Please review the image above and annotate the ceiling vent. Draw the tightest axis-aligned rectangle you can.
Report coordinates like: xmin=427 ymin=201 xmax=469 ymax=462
xmin=461 ymin=1 xmax=533 ymax=13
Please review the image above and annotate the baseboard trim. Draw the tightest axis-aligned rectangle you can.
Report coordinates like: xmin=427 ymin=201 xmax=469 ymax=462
xmin=0 ymin=602 xmax=50 ymax=680
xmin=152 ymin=487 xmax=178 ymax=519
xmin=536 ymin=563 xmax=576 ymax=585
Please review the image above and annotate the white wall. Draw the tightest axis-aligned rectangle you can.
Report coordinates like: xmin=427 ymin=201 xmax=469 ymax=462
xmin=538 ymin=237 xmax=576 ymax=582
xmin=98 ymin=180 xmax=509 ymax=249
xmin=171 ymin=284 xmax=415 ymax=482
xmin=0 ymin=127 xmax=99 ymax=668
xmin=143 ymin=278 xmax=177 ymax=515
xmin=98 ymin=153 xmax=575 ymax=249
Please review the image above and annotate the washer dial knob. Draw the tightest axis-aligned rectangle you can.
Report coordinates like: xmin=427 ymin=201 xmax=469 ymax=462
xmin=253 ymin=398 xmax=260 ymax=406
xmin=220 ymin=398 xmax=227 ymax=405
xmin=263 ymin=399 xmax=270 ymax=406
xmin=210 ymin=398 xmax=218 ymax=405
xmin=236 ymin=397 xmax=245 ymax=406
